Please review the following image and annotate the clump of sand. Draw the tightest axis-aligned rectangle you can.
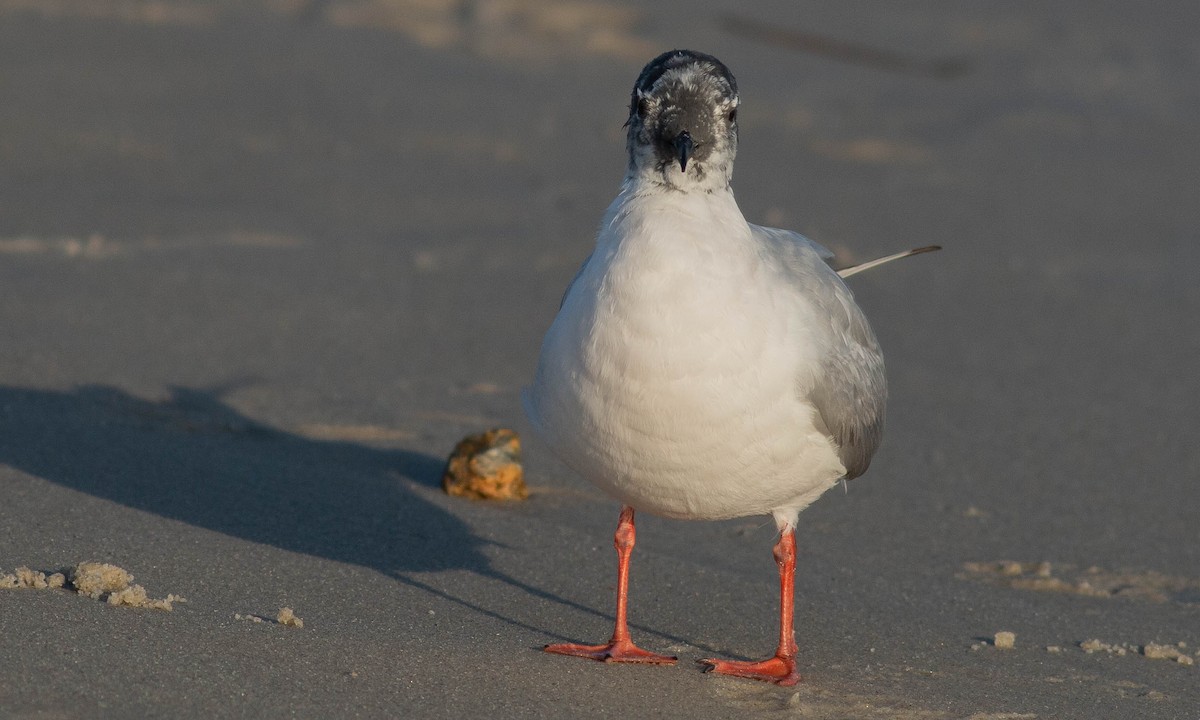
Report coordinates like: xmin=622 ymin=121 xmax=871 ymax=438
xmin=1080 ymin=638 xmax=1133 ymax=656
xmin=235 ymin=607 xmax=304 ymax=628
xmin=1141 ymin=642 xmax=1194 ymax=666
xmin=276 ymin=607 xmax=304 ymax=628
xmin=1079 ymin=639 xmax=1193 ymax=666
xmin=69 ymin=562 xmax=134 ymax=598
xmin=972 ymin=631 xmax=1018 ymax=651
xmin=2 ymin=563 xmax=184 ymax=611
xmin=69 ymin=562 xmax=185 ymax=610
xmin=0 ymin=566 xmax=66 ymax=589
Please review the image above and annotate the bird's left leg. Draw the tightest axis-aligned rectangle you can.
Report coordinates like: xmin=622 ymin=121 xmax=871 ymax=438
xmin=698 ymin=528 xmax=801 ymax=685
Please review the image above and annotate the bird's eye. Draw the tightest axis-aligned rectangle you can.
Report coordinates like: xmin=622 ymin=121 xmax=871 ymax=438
xmin=637 ymin=98 xmax=650 ymax=119
xmin=727 ymin=108 xmax=737 ymax=123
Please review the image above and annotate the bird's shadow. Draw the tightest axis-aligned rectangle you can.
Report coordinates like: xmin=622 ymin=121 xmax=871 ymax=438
xmin=0 ymin=382 xmax=736 ymax=654
xmin=0 ymin=383 xmax=485 ymax=576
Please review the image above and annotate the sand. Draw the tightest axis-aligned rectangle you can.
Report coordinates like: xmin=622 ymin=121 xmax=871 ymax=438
xmin=3 ymin=563 xmax=184 ymax=611
xmin=0 ymin=567 xmax=65 ymax=590
xmin=1080 ymin=640 xmax=1194 ymax=666
xmin=235 ymin=608 xmax=305 ymax=628
xmin=0 ymin=1 xmax=1197 ymax=717
xmin=276 ymin=607 xmax=304 ymax=628
xmin=69 ymin=562 xmax=185 ymax=610
xmin=960 ymin=561 xmax=1200 ymax=604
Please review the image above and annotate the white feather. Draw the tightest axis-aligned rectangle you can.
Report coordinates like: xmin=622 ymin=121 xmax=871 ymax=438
xmin=525 ymin=182 xmax=847 ymax=527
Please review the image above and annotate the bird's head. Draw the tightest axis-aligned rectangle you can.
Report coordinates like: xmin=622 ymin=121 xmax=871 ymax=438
xmin=625 ymin=50 xmax=739 ymax=193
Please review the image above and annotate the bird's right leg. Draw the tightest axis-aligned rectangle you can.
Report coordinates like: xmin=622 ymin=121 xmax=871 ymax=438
xmin=544 ymin=505 xmax=677 ymax=664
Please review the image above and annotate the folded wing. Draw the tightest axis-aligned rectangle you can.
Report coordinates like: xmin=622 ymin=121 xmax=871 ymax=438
xmin=750 ymin=224 xmax=887 ymax=480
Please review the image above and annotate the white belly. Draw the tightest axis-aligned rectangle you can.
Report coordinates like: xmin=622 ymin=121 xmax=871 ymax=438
xmin=525 ymin=199 xmax=845 ymax=521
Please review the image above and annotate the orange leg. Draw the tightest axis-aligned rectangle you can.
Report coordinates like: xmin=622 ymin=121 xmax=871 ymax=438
xmin=544 ymin=506 xmax=677 ymax=664
xmin=699 ymin=528 xmax=801 ymax=685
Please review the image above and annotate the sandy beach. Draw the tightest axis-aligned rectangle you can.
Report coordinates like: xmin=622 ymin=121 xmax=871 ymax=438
xmin=2 ymin=2 xmax=1197 ymax=717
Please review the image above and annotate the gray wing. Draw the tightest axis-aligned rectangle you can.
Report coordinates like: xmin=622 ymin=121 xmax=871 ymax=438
xmin=748 ymin=224 xmax=837 ymax=266
xmin=752 ymin=224 xmax=886 ymax=480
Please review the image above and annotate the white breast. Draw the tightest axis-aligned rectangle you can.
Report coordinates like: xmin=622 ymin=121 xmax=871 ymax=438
xmin=525 ymin=186 xmax=845 ymax=523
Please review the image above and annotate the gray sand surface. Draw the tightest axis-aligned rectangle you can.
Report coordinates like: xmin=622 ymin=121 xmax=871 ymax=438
xmin=1 ymin=2 xmax=1197 ymax=718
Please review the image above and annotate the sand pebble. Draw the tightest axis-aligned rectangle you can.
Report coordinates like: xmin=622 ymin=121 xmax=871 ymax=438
xmin=1142 ymin=642 xmax=1193 ymax=665
xmin=993 ymin=631 xmax=1016 ymax=649
xmin=277 ymin=607 xmax=304 ymax=628
xmin=235 ymin=609 xmax=303 ymax=628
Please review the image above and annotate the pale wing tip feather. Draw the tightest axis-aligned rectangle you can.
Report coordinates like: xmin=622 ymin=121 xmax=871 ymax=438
xmin=837 ymin=245 xmax=942 ymax=278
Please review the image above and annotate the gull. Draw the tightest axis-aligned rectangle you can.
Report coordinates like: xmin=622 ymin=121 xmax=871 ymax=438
xmin=524 ymin=49 xmax=936 ymax=686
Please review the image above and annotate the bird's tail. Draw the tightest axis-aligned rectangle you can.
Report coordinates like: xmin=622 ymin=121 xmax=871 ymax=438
xmin=837 ymin=245 xmax=941 ymax=278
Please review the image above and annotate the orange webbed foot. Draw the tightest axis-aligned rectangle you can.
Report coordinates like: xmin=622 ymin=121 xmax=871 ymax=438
xmin=698 ymin=654 xmax=800 ymax=686
xmin=545 ymin=639 xmax=677 ymax=664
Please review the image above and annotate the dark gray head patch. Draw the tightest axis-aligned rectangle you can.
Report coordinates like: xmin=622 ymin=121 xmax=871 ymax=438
xmin=624 ymin=50 xmax=741 ymax=190
xmin=629 ymin=49 xmax=738 ymax=118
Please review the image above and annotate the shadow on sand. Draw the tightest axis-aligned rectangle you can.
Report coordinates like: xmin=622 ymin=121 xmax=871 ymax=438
xmin=0 ymin=383 xmax=480 ymax=575
xmin=0 ymin=383 xmax=721 ymax=651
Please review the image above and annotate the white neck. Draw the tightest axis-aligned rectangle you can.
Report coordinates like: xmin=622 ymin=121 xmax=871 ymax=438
xmin=625 ymin=145 xmax=735 ymax=195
